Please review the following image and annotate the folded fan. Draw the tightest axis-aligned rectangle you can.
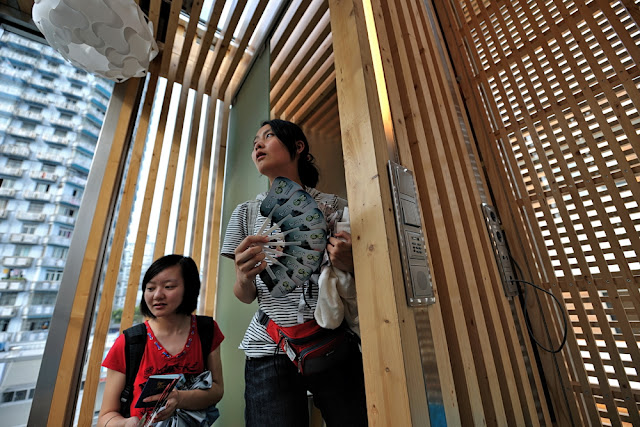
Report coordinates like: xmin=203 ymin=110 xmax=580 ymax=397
xmin=256 ymin=177 xmax=327 ymax=297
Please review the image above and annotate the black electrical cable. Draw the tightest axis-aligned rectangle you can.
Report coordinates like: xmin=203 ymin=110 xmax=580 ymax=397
xmin=508 ymin=277 xmax=568 ymax=354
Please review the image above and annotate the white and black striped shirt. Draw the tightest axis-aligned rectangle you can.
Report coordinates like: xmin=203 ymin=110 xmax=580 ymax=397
xmin=220 ymin=188 xmax=347 ymax=358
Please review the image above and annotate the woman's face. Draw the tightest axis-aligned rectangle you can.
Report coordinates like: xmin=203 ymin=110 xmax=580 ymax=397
xmin=252 ymin=124 xmax=301 ymax=183
xmin=144 ymin=265 xmax=185 ymax=318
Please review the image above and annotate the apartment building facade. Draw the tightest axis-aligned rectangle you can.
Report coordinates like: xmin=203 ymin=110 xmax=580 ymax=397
xmin=0 ymin=27 xmax=114 ymax=425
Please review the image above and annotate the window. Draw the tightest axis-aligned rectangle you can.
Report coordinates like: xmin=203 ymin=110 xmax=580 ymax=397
xmin=23 ymin=319 xmax=50 ymax=331
xmin=42 ymin=164 xmax=56 ymax=173
xmin=28 ymin=106 xmax=42 ymax=113
xmin=14 ymin=390 xmax=27 ymax=401
xmin=2 ymin=392 xmax=14 ymax=403
xmin=0 ymin=319 xmax=9 ymax=332
xmin=13 ymin=245 xmax=30 ymax=257
xmin=0 ymin=199 xmax=8 ymax=209
xmin=51 ymin=246 xmax=68 ymax=259
xmin=30 ymin=292 xmax=56 ymax=305
xmin=0 ymin=179 xmax=15 ymax=189
xmin=71 ymin=83 xmax=82 ymax=90
xmin=0 ymin=293 xmax=17 ymax=306
xmin=59 ymin=113 xmax=72 ymax=121
xmin=58 ymin=227 xmax=72 ymax=238
xmin=53 ymin=128 xmax=66 ymax=137
xmin=6 ymin=159 xmax=22 ymax=168
xmin=44 ymin=269 xmax=63 ymax=281
xmin=21 ymin=224 xmax=36 ymax=234
xmin=57 ymin=206 xmax=75 ymax=218
xmin=42 ymin=75 xmax=54 ymax=81
xmin=22 ymin=123 xmax=35 ymax=131
xmin=34 ymin=183 xmax=50 ymax=193
xmin=28 ymin=202 xmax=44 ymax=213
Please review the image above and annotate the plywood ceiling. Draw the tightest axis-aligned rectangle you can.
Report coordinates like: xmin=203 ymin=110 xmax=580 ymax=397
xmin=0 ymin=0 xmax=341 ymax=138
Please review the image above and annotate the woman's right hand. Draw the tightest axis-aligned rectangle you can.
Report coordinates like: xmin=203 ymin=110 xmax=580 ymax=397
xmin=233 ymin=235 xmax=269 ymax=303
xmin=123 ymin=417 xmax=140 ymax=427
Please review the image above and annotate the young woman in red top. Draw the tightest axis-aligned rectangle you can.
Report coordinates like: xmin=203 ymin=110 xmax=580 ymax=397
xmin=98 ymin=255 xmax=224 ymax=427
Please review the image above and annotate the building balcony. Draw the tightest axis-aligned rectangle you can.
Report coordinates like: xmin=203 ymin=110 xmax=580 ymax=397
xmin=78 ymin=124 xmax=100 ymax=140
xmin=3 ymin=256 xmax=33 ymax=268
xmin=21 ymin=92 xmax=49 ymax=107
xmin=60 ymin=87 xmax=88 ymax=100
xmin=37 ymin=62 xmax=61 ymax=76
xmin=27 ymin=77 xmax=57 ymax=91
xmin=0 ymin=209 xmax=8 ymax=219
xmin=0 ymin=280 xmax=27 ymax=292
xmin=6 ymin=126 xmax=37 ymax=140
xmin=72 ymin=140 xmax=95 ymax=156
xmin=1 ymin=49 xmax=38 ymax=67
xmin=54 ymin=194 xmax=81 ymax=207
xmin=0 ymin=85 xmax=21 ymax=99
xmin=23 ymin=190 xmax=52 ymax=202
xmin=67 ymin=155 xmax=92 ymax=173
xmin=29 ymin=281 xmax=60 ymax=292
xmin=0 ymin=188 xmax=17 ymax=198
xmin=36 ymin=257 xmax=65 ymax=268
xmin=61 ymin=175 xmax=87 ymax=188
xmin=0 ymin=167 xmax=24 ymax=178
xmin=49 ymin=117 xmax=75 ymax=130
xmin=5 ymin=33 xmax=42 ymax=53
xmin=0 ymin=144 xmax=30 ymax=159
xmin=52 ymin=99 xmax=80 ymax=113
xmin=83 ymin=110 xmax=104 ymax=127
xmin=16 ymin=211 xmax=46 ymax=222
xmin=2 ymin=67 xmax=32 ymax=83
xmin=36 ymin=151 xmax=65 ymax=165
xmin=14 ymin=110 xmax=44 ymax=123
xmin=42 ymin=235 xmax=71 ymax=247
xmin=93 ymin=82 xmax=112 ymax=99
xmin=0 ymin=306 xmax=18 ymax=318
xmin=90 ymin=97 xmax=108 ymax=112
xmin=22 ymin=304 xmax=55 ymax=317
xmin=9 ymin=233 xmax=41 ymax=245
xmin=50 ymin=214 xmax=76 ymax=226
xmin=14 ymin=330 xmax=49 ymax=343
xmin=42 ymin=133 xmax=71 ymax=148
xmin=0 ymin=331 xmax=15 ymax=344
xmin=29 ymin=170 xmax=59 ymax=183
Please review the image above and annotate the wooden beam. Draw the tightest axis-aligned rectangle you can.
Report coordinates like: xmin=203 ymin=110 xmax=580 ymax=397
xmin=328 ymin=0 xmax=428 ymax=424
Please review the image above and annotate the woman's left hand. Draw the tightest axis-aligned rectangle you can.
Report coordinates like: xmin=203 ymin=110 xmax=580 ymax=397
xmin=327 ymin=231 xmax=354 ymax=273
xmin=144 ymin=389 xmax=181 ymax=422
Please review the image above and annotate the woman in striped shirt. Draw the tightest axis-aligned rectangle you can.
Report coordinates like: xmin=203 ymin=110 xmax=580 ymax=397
xmin=221 ymin=119 xmax=367 ymax=427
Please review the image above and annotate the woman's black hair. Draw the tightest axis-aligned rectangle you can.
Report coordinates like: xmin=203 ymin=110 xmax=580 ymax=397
xmin=139 ymin=254 xmax=200 ymax=318
xmin=261 ymin=119 xmax=319 ymax=188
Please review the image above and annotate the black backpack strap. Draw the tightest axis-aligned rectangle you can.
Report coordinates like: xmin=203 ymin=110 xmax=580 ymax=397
xmin=196 ymin=315 xmax=214 ymax=368
xmin=120 ymin=323 xmax=147 ymax=417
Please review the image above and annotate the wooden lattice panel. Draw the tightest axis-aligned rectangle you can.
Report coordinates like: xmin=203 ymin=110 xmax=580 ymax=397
xmin=438 ymin=0 xmax=640 ymax=424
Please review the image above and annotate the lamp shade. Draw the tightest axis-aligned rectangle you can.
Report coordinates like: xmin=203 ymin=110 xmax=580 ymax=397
xmin=32 ymin=0 xmax=159 ymax=83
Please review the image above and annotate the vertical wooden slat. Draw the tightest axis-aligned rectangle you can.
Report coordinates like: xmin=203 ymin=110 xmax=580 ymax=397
xmin=191 ymin=94 xmax=216 ymax=276
xmin=202 ymin=97 xmax=230 ymax=316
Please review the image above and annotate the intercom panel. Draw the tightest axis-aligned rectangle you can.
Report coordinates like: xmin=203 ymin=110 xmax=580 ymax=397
xmin=388 ymin=161 xmax=435 ymax=306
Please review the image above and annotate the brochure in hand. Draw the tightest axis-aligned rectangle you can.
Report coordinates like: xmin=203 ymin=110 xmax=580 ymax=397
xmin=135 ymin=374 xmax=182 ymax=427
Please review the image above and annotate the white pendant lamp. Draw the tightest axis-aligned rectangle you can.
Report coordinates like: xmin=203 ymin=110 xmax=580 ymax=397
xmin=32 ymin=0 xmax=159 ymax=83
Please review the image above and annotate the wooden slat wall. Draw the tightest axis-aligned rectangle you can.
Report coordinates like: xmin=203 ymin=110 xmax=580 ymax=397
xmin=353 ymin=0 xmax=548 ymax=424
xmin=435 ymin=0 xmax=640 ymax=425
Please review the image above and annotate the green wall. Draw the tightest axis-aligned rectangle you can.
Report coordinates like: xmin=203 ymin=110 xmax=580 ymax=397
xmin=214 ymin=46 xmax=270 ymax=426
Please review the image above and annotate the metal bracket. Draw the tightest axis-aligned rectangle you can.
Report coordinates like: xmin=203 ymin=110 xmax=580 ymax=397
xmin=481 ymin=203 xmax=518 ymax=297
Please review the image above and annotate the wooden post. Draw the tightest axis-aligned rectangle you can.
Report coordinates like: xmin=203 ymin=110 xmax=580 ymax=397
xmin=329 ymin=0 xmax=429 ymax=424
